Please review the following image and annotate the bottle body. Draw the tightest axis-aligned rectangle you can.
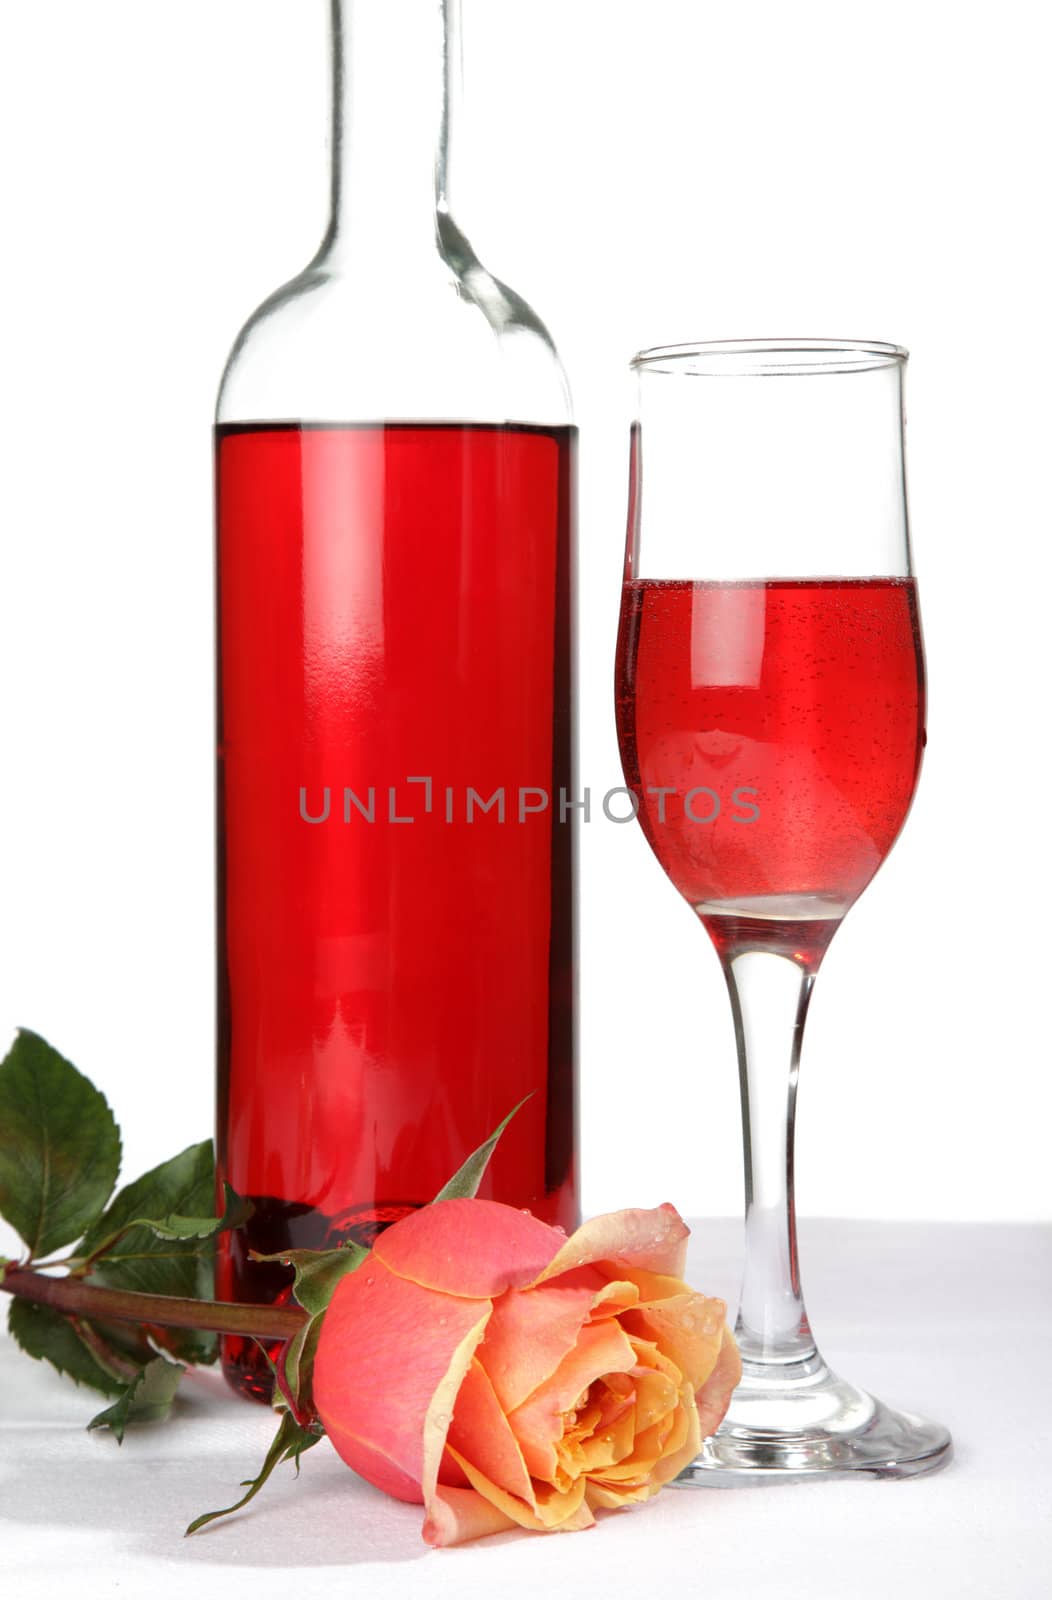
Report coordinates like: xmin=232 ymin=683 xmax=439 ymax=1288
xmin=214 ymin=1 xmax=577 ymax=1399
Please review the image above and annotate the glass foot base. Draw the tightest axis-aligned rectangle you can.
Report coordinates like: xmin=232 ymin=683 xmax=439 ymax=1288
xmin=675 ymin=1357 xmax=952 ymax=1485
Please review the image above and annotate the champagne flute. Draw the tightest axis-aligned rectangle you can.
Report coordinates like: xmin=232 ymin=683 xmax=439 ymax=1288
xmin=615 ymin=339 xmax=952 ymax=1480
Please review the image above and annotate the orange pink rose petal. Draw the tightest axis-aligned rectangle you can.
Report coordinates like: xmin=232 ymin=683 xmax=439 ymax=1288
xmin=475 ymin=1276 xmax=601 ymax=1412
xmin=529 ymin=1203 xmax=690 ymax=1285
xmin=445 ymin=1442 xmax=594 ymax=1534
xmin=619 ymin=1291 xmax=728 ymax=1392
xmin=504 ymin=1320 xmax=638 ymax=1482
xmin=695 ymin=1325 xmax=744 ymax=1441
xmin=444 ymin=1357 xmax=535 ymax=1503
xmin=423 ymin=1485 xmax=520 ymax=1547
xmin=420 ymin=1315 xmax=494 ymax=1508
xmin=312 ymin=1254 xmax=490 ymax=1502
xmin=373 ymin=1197 xmax=565 ymax=1297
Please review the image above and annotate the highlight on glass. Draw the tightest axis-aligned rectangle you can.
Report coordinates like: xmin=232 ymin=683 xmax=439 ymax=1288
xmin=615 ymin=338 xmax=951 ymax=1480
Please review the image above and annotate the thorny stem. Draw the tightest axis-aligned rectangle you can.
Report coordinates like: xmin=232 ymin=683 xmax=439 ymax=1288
xmin=72 ymin=1316 xmax=143 ymax=1383
xmin=0 ymin=1264 xmax=307 ymax=1341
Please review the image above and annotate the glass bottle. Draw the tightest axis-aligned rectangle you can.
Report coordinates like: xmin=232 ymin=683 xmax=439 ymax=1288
xmin=214 ymin=0 xmax=577 ymax=1400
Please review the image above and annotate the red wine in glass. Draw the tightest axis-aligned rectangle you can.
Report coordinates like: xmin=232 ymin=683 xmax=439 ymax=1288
xmin=616 ymin=576 xmax=925 ymax=966
xmin=216 ymin=422 xmax=576 ymax=1399
xmin=613 ymin=338 xmax=951 ymax=1482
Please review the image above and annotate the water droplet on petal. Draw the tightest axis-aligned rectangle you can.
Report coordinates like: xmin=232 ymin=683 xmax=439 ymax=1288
xmin=520 ymin=1207 xmax=533 ymax=1216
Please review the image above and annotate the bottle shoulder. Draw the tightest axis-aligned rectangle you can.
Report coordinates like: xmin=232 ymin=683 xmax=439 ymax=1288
xmin=217 ymin=234 xmax=572 ymax=427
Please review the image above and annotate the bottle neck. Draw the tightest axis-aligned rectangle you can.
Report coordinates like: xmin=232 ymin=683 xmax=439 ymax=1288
xmin=323 ymin=0 xmax=455 ymax=269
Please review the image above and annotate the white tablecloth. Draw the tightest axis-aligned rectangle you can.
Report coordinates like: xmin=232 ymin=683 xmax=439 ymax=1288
xmin=2 ymin=1220 xmax=1049 ymax=1600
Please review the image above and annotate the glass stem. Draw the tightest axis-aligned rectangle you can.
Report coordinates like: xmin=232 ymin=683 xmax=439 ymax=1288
xmin=723 ymin=947 xmax=818 ymax=1369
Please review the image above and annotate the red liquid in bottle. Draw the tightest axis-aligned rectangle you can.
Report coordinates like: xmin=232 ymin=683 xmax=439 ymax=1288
xmin=615 ymin=577 xmax=925 ymax=966
xmin=216 ymin=422 xmax=577 ymax=1398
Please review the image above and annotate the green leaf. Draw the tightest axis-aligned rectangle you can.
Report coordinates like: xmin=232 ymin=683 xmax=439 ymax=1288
xmin=280 ymin=1313 xmax=325 ymax=1423
xmin=0 ymin=1029 xmax=122 ymax=1259
xmin=120 ymin=1181 xmax=253 ymax=1243
xmin=74 ymin=1142 xmax=245 ymax=1365
xmin=224 ymin=1231 xmax=360 ymax=1420
xmin=185 ymin=1408 xmax=323 ymax=1536
xmin=76 ymin=1140 xmax=220 ymax=1298
xmin=76 ymin=1140 xmax=214 ymax=1266
xmin=249 ymin=1243 xmax=368 ymax=1318
xmin=7 ymin=1298 xmax=126 ymax=1398
xmin=87 ymin=1355 xmax=185 ymax=1443
xmin=432 ymin=1094 xmax=533 ymax=1202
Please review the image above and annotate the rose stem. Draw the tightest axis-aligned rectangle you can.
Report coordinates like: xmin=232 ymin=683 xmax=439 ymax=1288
xmin=0 ymin=1265 xmax=307 ymax=1341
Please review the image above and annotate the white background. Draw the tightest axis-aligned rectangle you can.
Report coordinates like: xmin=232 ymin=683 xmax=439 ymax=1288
xmin=1 ymin=0 xmax=1049 ymax=1250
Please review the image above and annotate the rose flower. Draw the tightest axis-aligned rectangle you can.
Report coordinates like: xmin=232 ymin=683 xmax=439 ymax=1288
xmin=313 ymin=1198 xmax=740 ymax=1545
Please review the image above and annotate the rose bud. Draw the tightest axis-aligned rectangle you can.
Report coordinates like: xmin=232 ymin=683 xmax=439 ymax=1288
xmin=313 ymin=1199 xmax=740 ymax=1546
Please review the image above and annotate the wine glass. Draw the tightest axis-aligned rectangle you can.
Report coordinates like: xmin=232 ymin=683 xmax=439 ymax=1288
xmin=614 ymin=339 xmax=952 ymax=1480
